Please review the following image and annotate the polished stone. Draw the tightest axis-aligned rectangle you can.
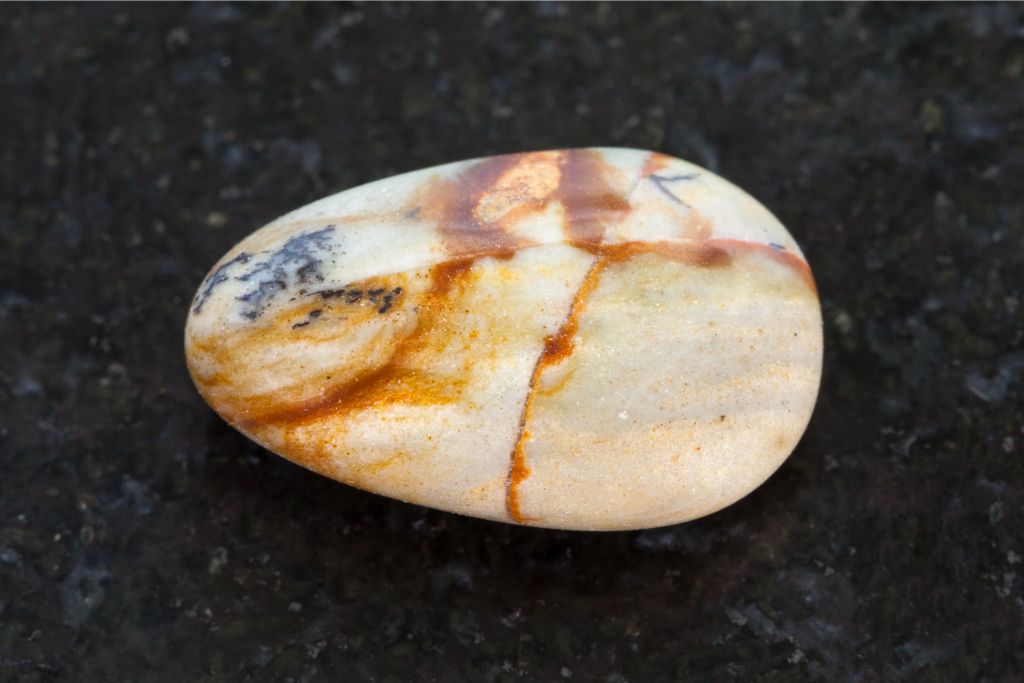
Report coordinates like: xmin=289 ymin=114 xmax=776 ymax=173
xmin=185 ymin=148 xmax=823 ymax=529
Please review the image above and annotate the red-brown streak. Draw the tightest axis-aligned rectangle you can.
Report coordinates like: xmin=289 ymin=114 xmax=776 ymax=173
xmin=429 ymin=152 xmax=533 ymax=258
xmin=504 ymin=254 xmax=613 ymax=523
xmin=504 ymin=149 xmax=633 ymax=523
xmin=558 ymin=149 xmax=631 ymax=250
xmin=706 ymin=238 xmax=817 ymax=296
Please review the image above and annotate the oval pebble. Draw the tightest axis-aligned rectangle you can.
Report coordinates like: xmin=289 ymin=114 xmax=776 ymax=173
xmin=185 ymin=148 xmax=822 ymax=530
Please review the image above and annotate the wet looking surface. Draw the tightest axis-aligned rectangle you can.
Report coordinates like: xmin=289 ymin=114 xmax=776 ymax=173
xmin=2 ymin=4 xmax=1023 ymax=680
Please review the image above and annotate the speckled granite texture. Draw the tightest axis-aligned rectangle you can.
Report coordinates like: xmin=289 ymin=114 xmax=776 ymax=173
xmin=1 ymin=4 xmax=1022 ymax=681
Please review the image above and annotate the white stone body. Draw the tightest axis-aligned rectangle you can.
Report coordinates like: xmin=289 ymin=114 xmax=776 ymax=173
xmin=185 ymin=148 xmax=822 ymax=530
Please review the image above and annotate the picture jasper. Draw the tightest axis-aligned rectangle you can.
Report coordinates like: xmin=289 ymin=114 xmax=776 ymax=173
xmin=185 ymin=148 xmax=823 ymax=530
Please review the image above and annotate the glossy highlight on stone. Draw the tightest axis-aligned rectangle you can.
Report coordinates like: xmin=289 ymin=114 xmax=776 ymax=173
xmin=184 ymin=148 xmax=823 ymax=531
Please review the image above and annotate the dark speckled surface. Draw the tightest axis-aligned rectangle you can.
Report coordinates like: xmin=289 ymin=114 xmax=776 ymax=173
xmin=2 ymin=3 xmax=1023 ymax=681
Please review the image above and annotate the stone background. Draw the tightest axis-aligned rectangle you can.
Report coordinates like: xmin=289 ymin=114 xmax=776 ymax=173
xmin=2 ymin=3 xmax=1022 ymax=681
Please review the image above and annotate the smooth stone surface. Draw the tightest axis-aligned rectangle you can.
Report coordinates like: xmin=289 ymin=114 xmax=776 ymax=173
xmin=184 ymin=147 xmax=823 ymax=530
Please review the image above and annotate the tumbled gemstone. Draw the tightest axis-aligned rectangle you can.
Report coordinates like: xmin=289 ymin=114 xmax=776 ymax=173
xmin=185 ymin=148 xmax=822 ymax=530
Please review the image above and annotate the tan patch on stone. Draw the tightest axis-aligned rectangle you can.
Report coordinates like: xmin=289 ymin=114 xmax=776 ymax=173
xmin=474 ymin=151 xmax=564 ymax=224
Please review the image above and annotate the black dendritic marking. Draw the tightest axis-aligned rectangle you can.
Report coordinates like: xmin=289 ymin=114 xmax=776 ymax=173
xmin=289 ymin=308 xmax=325 ymax=331
xmin=649 ymin=173 xmax=700 ymax=206
xmin=234 ymin=226 xmax=337 ymax=320
xmin=377 ymin=286 xmax=403 ymax=314
xmin=192 ymin=252 xmax=252 ymax=314
xmin=296 ymin=285 xmax=404 ymax=325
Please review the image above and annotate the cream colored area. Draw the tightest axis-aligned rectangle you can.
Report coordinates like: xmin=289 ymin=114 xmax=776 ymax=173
xmin=505 ymin=202 xmax=569 ymax=245
xmin=264 ymin=244 xmax=596 ymax=522
xmin=610 ymin=152 xmax=801 ymax=255
xmin=515 ymin=249 xmax=823 ymax=530
xmin=200 ymin=159 xmax=467 ymax=276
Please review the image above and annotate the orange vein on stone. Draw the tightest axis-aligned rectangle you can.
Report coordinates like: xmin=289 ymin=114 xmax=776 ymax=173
xmin=504 ymin=150 xmax=649 ymax=523
xmin=504 ymin=255 xmax=613 ymax=523
xmin=706 ymin=238 xmax=817 ymax=297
